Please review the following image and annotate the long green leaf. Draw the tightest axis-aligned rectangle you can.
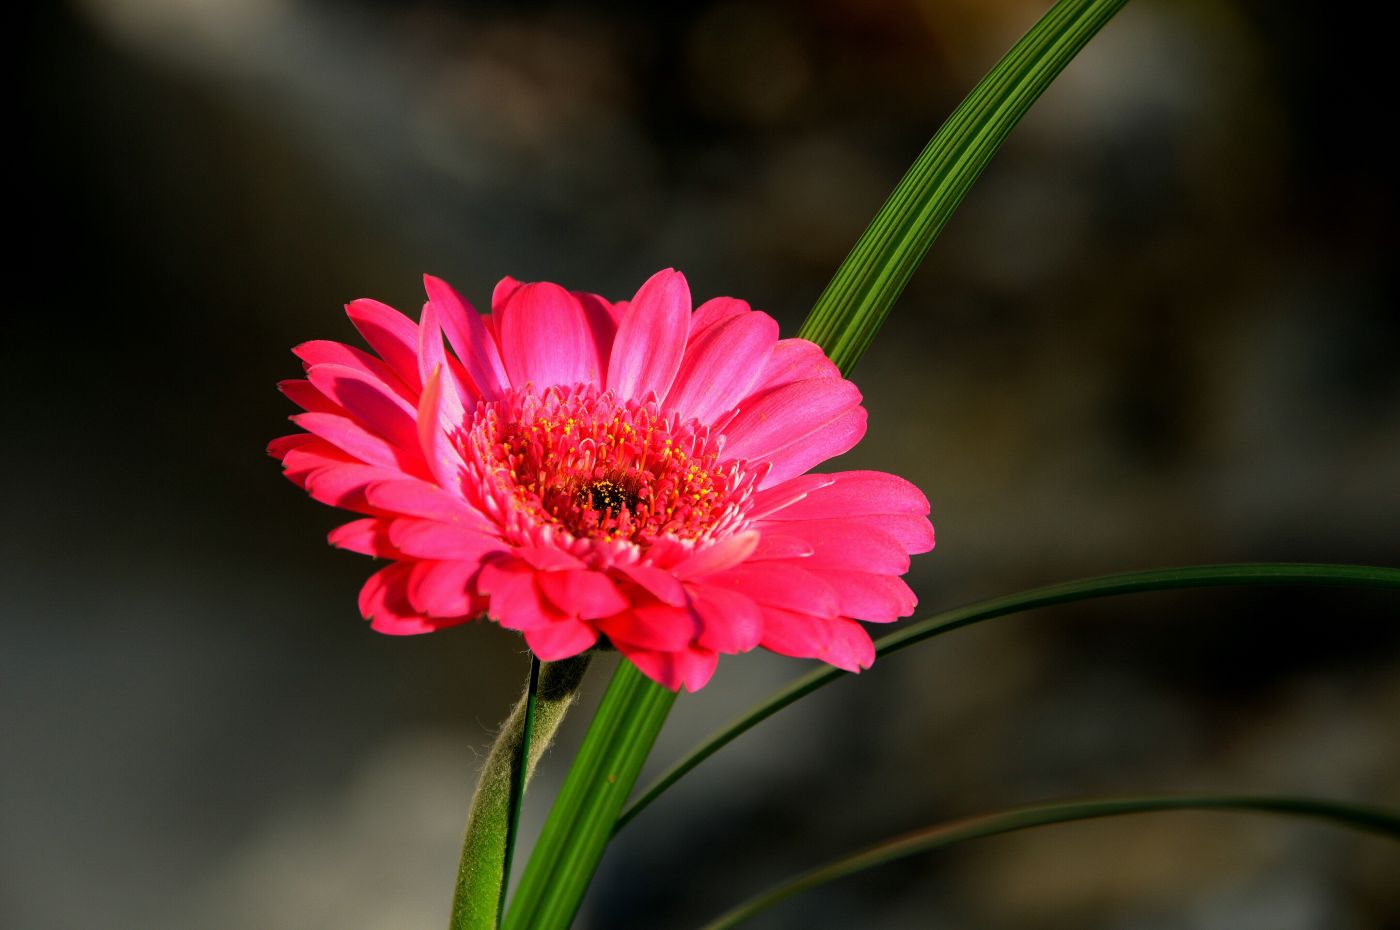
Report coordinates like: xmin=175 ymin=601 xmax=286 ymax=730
xmin=697 ymin=794 xmax=1400 ymax=930
xmin=619 ymin=563 xmax=1400 ymax=831
xmin=799 ymin=0 xmax=1131 ymax=373
xmin=502 ymin=661 xmax=676 ymax=930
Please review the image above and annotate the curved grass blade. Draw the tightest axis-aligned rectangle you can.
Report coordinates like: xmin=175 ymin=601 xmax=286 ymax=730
xmin=696 ymin=794 xmax=1400 ymax=930
xmin=501 ymin=661 xmax=676 ymax=930
xmin=619 ymin=563 xmax=1400 ymax=831
xmin=800 ymin=0 xmax=1132 ymax=374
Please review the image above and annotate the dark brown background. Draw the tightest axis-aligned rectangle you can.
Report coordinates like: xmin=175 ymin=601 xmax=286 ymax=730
xmin=10 ymin=1 xmax=1399 ymax=928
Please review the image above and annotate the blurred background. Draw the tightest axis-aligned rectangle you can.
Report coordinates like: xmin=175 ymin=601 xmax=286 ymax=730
xmin=9 ymin=0 xmax=1399 ymax=927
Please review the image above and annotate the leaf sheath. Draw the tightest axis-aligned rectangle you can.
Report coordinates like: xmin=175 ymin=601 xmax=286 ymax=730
xmin=451 ymin=655 xmax=590 ymax=930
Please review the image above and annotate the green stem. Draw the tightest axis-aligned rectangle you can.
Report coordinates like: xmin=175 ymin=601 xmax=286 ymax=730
xmin=497 ymin=654 xmax=540 ymax=926
xmin=451 ymin=654 xmax=591 ymax=930
xmin=618 ymin=563 xmax=1400 ymax=831
xmin=502 ymin=661 xmax=677 ymax=930
xmin=696 ymin=795 xmax=1400 ymax=930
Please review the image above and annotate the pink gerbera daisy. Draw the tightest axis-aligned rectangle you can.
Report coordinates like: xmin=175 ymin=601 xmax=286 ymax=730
xmin=270 ymin=269 xmax=934 ymax=691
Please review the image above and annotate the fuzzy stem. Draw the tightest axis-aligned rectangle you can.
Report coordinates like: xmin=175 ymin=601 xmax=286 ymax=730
xmin=496 ymin=654 xmax=540 ymax=926
xmin=450 ymin=654 xmax=591 ymax=930
xmin=501 ymin=660 xmax=677 ymax=930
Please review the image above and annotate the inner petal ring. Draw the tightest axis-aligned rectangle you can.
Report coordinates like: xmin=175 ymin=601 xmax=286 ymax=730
xmin=461 ymin=384 xmax=762 ymax=558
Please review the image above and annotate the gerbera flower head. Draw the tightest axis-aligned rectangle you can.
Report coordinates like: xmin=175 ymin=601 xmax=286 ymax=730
xmin=271 ymin=269 xmax=934 ymax=691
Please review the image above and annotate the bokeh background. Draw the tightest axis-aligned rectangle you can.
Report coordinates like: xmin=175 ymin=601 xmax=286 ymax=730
xmin=10 ymin=1 xmax=1399 ymax=928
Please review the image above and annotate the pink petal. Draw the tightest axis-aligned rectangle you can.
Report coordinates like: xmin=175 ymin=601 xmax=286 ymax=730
xmin=750 ymin=338 xmax=840 ymax=393
xmin=744 ymin=474 xmax=837 ymax=520
xmin=491 ymin=276 xmax=525 ymax=313
xmin=407 ymin=559 xmax=484 ymax=617
xmin=621 ymin=644 xmax=718 ymax=692
xmin=345 ymin=298 xmax=423 ymax=392
xmin=763 ymin=469 xmax=930 ymax=517
xmin=306 ymin=363 xmax=421 ymax=457
xmin=759 ymin=608 xmax=874 ymax=672
xmin=301 ymin=464 xmax=401 ymax=515
xmin=664 ymin=310 xmax=778 ymax=423
xmin=670 ymin=531 xmax=760 ymax=580
xmin=373 ymin=613 xmax=465 ymax=635
xmin=756 ymin=471 xmax=939 ymax=552
xmin=573 ymin=291 xmax=622 ymax=379
xmin=498 ymin=282 xmax=600 ymax=389
xmin=278 ymin=379 xmax=340 ymax=414
xmin=523 ymin=618 xmax=599 ymax=660
xmin=423 ymin=274 xmax=510 ymax=402
xmin=606 ymin=269 xmax=691 ymax=401
xmin=689 ymin=584 xmax=763 ymax=653
xmin=760 ymin=609 xmax=830 ymax=660
xmin=417 ymin=300 xmax=471 ymax=417
xmin=416 ymin=366 xmax=469 ymax=492
xmin=267 ymin=433 xmax=319 ymax=461
xmin=388 ymin=519 xmax=503 ymax=561
xmin=616 ymin=562 xmax=688 ymax=607
xmin=537 ymin=569 xmax=631 ymax=618
xmin=292 ymin=411 xmax=425 ymax=475
xmin=281 ymin=438 xmax=357 ymax=472
xmin=748 ymin=533 xmax=815 ymax=561
xmin=328 ymin=517 xmax=398 ymax=557
xmin=753 ymin=519 xmax=909 ymax=573
xmin=478 ymin=559 xmax=566 ymax=630
xmin=599 ymin=603 xmax=699 ymax=653
xmin=759 ymin=406 xmax=866 ymax=488
xmin=864 ymin=514 xmax=935 ymax=554
xmin=639 ymin=536 xmax=690 ymax=569
xmin=705 ymin=561 xmax=840 ymax=616
xmin=579 ymin=290 xmax=626 ymax=324
xmin=358 ymin=562 xmax=409 ymax=618
xmin=280 ymin=442 xmax=357 ymax=491
xmin=366 ymin=479 xmax=492 ymax=528
xmin=360 ymin=563 xmax=464 ymax=635
xmin=823 ymin=617 xmax=877 ymax=671
xmin=689 ymin=296 xmax=750 ymax=341
xmin=721 ymin=379 xmax=862 ymax=467
xmin=293 ymin=340 xmax=413 ymax=401
xmin=818 ymin=570 xmax=917 ymax=623
xmin=516 ymin=546 xmax=586 ymax=571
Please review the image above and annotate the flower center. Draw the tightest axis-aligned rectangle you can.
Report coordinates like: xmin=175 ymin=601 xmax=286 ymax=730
xmin=461 ymin=384 xmax=760 ymax=553
xmin=574 ymin=477 xmax=638 ymax=515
